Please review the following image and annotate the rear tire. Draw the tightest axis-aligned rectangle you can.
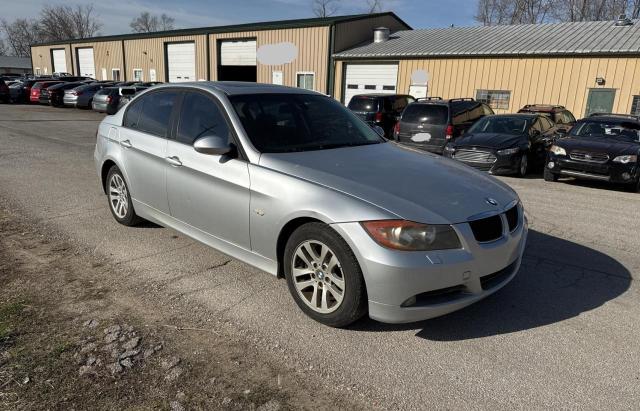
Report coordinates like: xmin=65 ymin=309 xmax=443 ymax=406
xmin=517 ymin=153 xmax=528 ymax=177
xmin=544 ymin=167 xmax=558 ymax=182
xmin=106 ymin=165 xmax=142 ymax=226
xmin=284 ymin=222 xmax=367 ymax=327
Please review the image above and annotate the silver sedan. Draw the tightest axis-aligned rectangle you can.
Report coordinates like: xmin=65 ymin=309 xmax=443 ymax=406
xmin=94 ymin=82 xmax=527 ymax=327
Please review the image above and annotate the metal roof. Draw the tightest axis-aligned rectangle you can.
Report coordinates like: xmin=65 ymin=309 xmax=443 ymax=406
xmin=31 ymin=12 xmax=410 ymax=47
xmin=0 ymin=56 xmax=32 ymax=69
xmin=334 ymin=19 xmax=640 ymax=59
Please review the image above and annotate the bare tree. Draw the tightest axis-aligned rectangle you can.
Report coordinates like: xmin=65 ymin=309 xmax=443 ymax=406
xmin=38 ymin=4 xmax=102 ymax=41
xmin=0 ymin=18 xmax=43 ymax=57
xmin=366 ymin=0 xmax=385 ymax=13
xmin=130 ymin=12 xmax=175 ymax=33
xmin=475 ymin=0 xmax=552 ymax=25
xmin=311 ymin=0 xmax=339 ymax=17
xmin=0 ymin=38 xmax=7 ymax=56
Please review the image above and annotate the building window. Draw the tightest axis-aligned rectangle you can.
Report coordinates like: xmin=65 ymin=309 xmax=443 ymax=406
xmin=296 ymin=72 xmax=314 ymax=90
xmin=133 ymin=69 xmax=143 ymax=82
xmin=112 ymin=68 xmax=121 ymax=81
xmin=476 ymin=89 xmax=511 ymax=110
xmin=35 ymin=67 xmax=41 ymax=75
xmin=631 ymin=95 xmax=640 ymax=116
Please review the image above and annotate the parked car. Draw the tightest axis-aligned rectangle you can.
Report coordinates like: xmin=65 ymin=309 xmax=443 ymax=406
xmin=0 ymin=80 xmax=9 ymax=103
xmin=545 ymin=114 xmax=640 ymax=192
xmin=444 ymin=113 xmax=558 ymax=176
xmin=30 ymin=81 xmax=64 ymax=103
xmin=93 ymin=86 xmax=144 ymax=114
xmin=9 ymin=79 xmax=37 ymax=103
xmin=64 ymin=83 xmax=114 ymax=108
xmin=347 ymin=94 xmax=415 ymax=138
xmin=95 ymin=83 xmax=527 ymax=327
xmin=518 ymin=104 xmax=576 ymax=132
xmin=44 ymin=82 xmax=85 ymax=107
xmin=395 ymin=98 xmax=494 ymax=154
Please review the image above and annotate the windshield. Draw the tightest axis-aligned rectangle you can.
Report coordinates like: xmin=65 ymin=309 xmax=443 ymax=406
xmin=347 ymin=96 xmax=378 ymax=112
xmin=468 ymin=116 xmax=531 ymax=135
xmin=570 ymin=120 xmax=640 ymax=142
xmin=230 ymin=93 xmax=385 ymax=153
xmin=401 ymin=104 xmax=448 ymax=125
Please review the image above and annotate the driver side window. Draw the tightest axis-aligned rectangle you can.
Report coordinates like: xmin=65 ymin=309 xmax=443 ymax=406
xmin=176 ymin=92 xmax=230 ymax=146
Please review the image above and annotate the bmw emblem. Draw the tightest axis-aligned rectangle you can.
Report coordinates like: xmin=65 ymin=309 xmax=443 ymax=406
xmin=485 ymin=198 xmax=499 ymax=206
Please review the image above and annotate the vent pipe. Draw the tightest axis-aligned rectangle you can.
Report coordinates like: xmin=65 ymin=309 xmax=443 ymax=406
xmin=373 ymin=27 xmax=390 ymax=43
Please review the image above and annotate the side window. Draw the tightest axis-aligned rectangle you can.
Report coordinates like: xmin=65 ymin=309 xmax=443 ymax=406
xmin=123 ymin=98 xmax=143 ymax=129
xmin=530 ymin=118 xmax=543 ymax=134
xmin=483 ymin=104 xmax=494 ymax=116
xmin=564 ymin=111 xmax=576 ymax=123
xmin=177 ymin=92 xmax=231 ymax=146
xmin=543 ymin=116 xmax=555 ymax=130
xmin=137 ymin=91 xmax=179 ymax=137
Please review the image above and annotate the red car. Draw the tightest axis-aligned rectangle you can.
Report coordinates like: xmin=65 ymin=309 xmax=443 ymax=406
xmin=30 ymin=81 xmax=64 ymax=103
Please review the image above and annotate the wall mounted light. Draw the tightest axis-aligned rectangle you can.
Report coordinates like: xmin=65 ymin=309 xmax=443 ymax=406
xmin=143 ymin=51 xmax=148 ymax=55
xmin=106 ymin=50 xmax=110 ymax=56
xmin=596 ymin=77 xmax=606 ymax=85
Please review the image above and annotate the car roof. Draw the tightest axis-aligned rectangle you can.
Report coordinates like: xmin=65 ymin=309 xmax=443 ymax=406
xmin=581 ymin=114 xmax=640 ymax=123
xmin=412 ymin=98 xmax=476 ymax=105
xmin=149 ymin=81 xmax=320 ymax=96
xmin=519 ymin=104 xmax=566 ymax=112
xmin=487 ymin=113 xmax=539 ymax=119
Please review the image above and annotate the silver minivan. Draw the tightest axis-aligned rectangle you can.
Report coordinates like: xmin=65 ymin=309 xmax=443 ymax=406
xmin=94 ymin=82 xmax=527 ymax=327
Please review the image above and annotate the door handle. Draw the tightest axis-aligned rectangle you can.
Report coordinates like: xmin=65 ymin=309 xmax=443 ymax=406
xmin=165 ymin=156 xmax=182 ymax=167
xmin=120 ymin=139 xmax=132 ymax=148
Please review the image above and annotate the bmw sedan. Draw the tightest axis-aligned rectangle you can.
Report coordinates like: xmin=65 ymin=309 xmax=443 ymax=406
xmin=94 ymin=82 xmax=528 ymax=327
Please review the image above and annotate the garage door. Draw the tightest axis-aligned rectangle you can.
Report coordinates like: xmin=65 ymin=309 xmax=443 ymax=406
xmin=167 ymin=42 xmax=196 ymax=83
xmin=52 ymin=49 xmax=67 ymax=73
xmin=220 ymin=40 xmax=257 ymax=66
xmin=77 ymin=48 xmax=95 ymax=78
xmin=343 ymin=64 xmax=398 ymax=106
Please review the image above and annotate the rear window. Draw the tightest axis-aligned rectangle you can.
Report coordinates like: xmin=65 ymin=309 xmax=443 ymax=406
xmin=401 ymin=104 xmax=448 ymax=125
xmin=348 ymin=96 xmax=378 ymax=112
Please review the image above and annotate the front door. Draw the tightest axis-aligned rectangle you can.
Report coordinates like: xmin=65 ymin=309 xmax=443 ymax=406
xmin=165 ymin=91 xmax=251 ymax=249
xmin=585 ymin=88 xmax=615 ymax=116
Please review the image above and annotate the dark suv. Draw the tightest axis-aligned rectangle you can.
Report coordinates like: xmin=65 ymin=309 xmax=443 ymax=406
xmin=518 ymin=104 xmax=576 ymax=132
xmin=394 ymin=98 xmax=494 ymax=154
xmin=347 ymin=94 xmax=415 ymax=138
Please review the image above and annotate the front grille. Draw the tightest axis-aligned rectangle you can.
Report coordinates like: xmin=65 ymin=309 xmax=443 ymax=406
xmin=469 ymin=215 xmax=503 ymax=242
xmin=505 ymin=205 xmax=519 ymax=232
xmin=569 ymin=151 xmax=609 ymax=163
xmin=454 ymin=149 xmax=497 ymax=164
xmin=480 ymin=260 xmax=518 ymax=290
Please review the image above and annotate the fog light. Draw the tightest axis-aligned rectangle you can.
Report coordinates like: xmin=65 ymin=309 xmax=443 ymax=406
xmin=401 ymin=296 xmax=417 ymax=307
xmin=548 ymin=162 xmax=555 ymax=169
xmin=622 ymin=172 xmax=631 ymax=180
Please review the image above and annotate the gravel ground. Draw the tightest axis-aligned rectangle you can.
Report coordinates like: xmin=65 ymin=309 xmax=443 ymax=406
xmin=0 ymin=104 xmax=638 ymax=409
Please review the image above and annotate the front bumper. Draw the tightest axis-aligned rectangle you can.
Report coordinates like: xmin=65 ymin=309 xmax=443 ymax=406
xmin=332 ymin=206 xmax=528 ymax=324
xmin=547 ymin=154 xmax=639 ymax=184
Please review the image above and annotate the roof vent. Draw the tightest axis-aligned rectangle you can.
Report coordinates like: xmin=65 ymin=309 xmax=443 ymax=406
xmin=615 ymin=14 xmax=633 ymax=26
xmin=373 ymin=27 xmax=390 ymax=43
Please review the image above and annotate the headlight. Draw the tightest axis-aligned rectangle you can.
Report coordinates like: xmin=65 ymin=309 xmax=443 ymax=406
xmin=361 ymin=220 xmax=461 ymax=251
xmin=612 ymin=154 xmax=637 ymax=164
xmin=497 ymin=147 xmax=520 ymax=155
xmin=549 ymin=145 xmax=566 ymax=156
xmin=444 ymin=145 xmax=455 ymax=153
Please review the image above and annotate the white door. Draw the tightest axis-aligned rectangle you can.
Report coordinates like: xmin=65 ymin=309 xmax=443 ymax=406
xmin=220 ymin=40 xmax=257 ymax=66
xmin=101 ymin=68 xmax=107 ymax=80
xmin=77 ymin=48 xmax=95 ymax=78
xmin=272 ymin=71 xmax=283 ymax=85
xmin=52 ymin=49 xmax=67 ymax=73
xmin=343 ymin=64 xmax=398 ymax=106
xmin=166 ymin=42 xmax=195 ymax=83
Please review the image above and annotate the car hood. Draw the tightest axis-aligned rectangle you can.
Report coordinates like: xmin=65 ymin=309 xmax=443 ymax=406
xmin=259 ymin=143 xmax=518 ymax=224
xmin=556 ymin=136 xmax=640 ymax=155
xmin=453 ymin=133 xmax=526 ymax=149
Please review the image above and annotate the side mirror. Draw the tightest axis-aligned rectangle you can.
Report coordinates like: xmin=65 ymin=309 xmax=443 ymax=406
xmin=372 ymin=125 xmax=385 ymax=137
xmin=193 ymin=135 xmax=232 ymax=155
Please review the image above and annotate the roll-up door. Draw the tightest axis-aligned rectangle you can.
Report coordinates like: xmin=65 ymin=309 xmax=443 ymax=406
xmin=52 ymin=49 xmax=67 ymax=73
xmin=166 ymin=42 xmax=196 ymax=83
xmin=220 ymin=40 xmax=257 ymax=66
xmin=343 ymin=64 xmax=398 ymax=106
xmin=77 ymin=48 xmax=95 ymax=78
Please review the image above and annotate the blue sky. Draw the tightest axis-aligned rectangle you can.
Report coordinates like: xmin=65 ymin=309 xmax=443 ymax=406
xmin=5 ymin=0 xmax=478 ymax=35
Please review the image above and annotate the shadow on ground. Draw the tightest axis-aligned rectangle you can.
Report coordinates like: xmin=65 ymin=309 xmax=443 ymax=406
xmin=351 ymin=229 xmax=632 ymax=340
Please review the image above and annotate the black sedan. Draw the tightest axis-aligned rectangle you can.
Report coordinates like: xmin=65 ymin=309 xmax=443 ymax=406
xmin=443 ymin=114 xmax=558 ymax=177
xmin=545 ymin=115 xmax=640 ymax=192
xmin=42 ymin=82 xmax=85 ymax=107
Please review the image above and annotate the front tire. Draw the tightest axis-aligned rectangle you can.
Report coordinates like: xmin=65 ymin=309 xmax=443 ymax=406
xmin=626 ymin=177 xmax=640 ymax=193
xmin=544 ymin=167 xmax=558 ymax=182
xmin=517 ymin=153 xmax=528 ymax=177
xmin=284 ymin=223 xmax=367 ymax=327
xmin=106 ymin=166 xmax=141 ymax=226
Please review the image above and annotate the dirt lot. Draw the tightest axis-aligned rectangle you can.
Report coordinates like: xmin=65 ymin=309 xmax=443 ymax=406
xmin=0 ymin=104 xmax=639 ymax=409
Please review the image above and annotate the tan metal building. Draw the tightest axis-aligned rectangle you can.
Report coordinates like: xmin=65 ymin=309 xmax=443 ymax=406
xmin=30 ymin=12 xmax=409 ymax=95
xmin=334 ymin=17 xmax=640 ymax=118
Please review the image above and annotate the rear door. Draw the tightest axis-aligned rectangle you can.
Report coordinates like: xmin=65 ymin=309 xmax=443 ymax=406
xmin=165 ymin=90 xmax=251 ymax=249
xmin=118 ymin=90 xmax=179 ymax=215
xmin=397 ymin=103 xmax=448 ymax=153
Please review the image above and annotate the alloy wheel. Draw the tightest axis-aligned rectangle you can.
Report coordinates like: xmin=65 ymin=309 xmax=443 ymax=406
xmin=291 ymin=240 xmax=345 ymax=314
xmin=108 ymin=174 xmax=128 ymax=219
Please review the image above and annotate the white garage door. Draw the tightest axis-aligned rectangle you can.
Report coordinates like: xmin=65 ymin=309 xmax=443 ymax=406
xmin=167 ymin=42 xmax=196 ymax=83
xmin=77 ymin=48 xmax=95 ymax=78
xmin=52 ymin=49 xmax=67 ymax=73
xmin=343 ymin=64 xmax=398 ymax=106
xmin=220 ymin=40 xmax=257 ymax=66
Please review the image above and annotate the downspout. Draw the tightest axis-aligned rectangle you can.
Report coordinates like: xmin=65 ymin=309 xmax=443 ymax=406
xmin=121 ymin=40 xmax=127 ymax=81
xmin=206 ymin=34 xmax=211 ymax=81
xmin=69 ymin=43 xmax=74 ymax=75
xmin=326 ymin=24 xmax=335 ymax=97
